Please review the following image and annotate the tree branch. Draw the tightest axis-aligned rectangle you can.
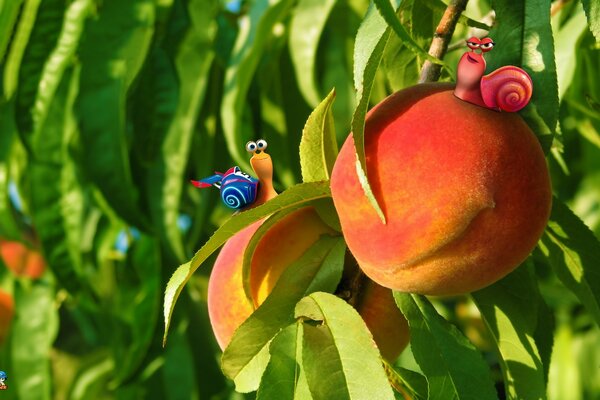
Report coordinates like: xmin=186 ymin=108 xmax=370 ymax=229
xmin=419 ymin=0 xmax=470 ymax=83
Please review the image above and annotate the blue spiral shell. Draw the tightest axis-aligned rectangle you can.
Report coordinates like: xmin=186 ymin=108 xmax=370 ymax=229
xmin=219 ymin=168 xmax=259 ymax=209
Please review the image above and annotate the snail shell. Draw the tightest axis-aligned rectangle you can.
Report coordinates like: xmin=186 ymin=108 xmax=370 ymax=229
xmin=480 ymin=66 xmax=533 ymax=112
xmin=220 ymin=181 xmax=258 ymax=210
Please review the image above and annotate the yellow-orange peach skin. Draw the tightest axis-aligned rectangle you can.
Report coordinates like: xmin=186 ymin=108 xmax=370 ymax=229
xmin=330 ymin=83 xmax=552 ymax=295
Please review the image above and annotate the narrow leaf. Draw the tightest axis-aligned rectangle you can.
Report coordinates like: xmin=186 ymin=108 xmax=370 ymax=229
xmin=256 ymin=323 xmax=312 ymax=400
xmin=29 ymin=0 xmax=93 ymax=136
xmin=394 ymin=293 xmax=498 ymax=400
xmin=0 ymin=0 xmax=24 ymax=62
xmin=146 ymin=0 xmax=218 ymax=262
xmin=351 ymin=3 xmax=392 ymax=223
xmin=11 ymin=278 xmax=59 ymax=400
xmin=221 ymin=0 xmax=295 ymax=172
xmin=221 ymin=235 xmax=345 ymax=392
xmin=373 ymin=0 xmax=445 ymax=66
xmin=296 ymin=292 xmax=395 ymax=400
xmin=472 ymin=265 xmax=547 ymax=400
xmin=538 ymin=197 xmax=600 ymax=325
xmin=581 ymin=0 xmax=600 ymax=41
xmin=300 ymin=88 xmax=338 ymax=182
xmin=76 ymin=0 xmax=155 ymax=228
xmin=30 ymin=67 xmax=84 ymax=294
xmin=3 ymin=0 xmax=41 ymax=100
xmin=289 ymin=0 xmax=338 ymax=106
xmin=163 ymin=181 xmax=332 ymax=344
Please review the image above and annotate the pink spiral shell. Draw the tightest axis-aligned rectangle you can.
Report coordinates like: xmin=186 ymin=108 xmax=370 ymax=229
xmin=480 ymin=66 xmax=533 ymax=112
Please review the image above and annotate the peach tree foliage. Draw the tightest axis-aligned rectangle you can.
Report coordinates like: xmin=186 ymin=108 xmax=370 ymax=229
xmin=0 ymin=0 xmax=599 ymax=399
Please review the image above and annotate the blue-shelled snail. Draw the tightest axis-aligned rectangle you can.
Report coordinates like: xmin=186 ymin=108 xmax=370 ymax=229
xmin=191 ymin=139 xmax=277 ymax=210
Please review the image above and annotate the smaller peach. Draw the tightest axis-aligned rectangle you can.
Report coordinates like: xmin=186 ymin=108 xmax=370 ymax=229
xmin=0 ymin=290 xmax=14 ymax=345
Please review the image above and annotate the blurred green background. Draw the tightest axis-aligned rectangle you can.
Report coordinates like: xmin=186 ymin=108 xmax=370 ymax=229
xmin=0 ymin=0 xmax=599 ymax=398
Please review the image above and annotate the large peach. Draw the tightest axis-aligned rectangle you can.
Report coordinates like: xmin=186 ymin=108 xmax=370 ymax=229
xmin=0 ymin=239 xmax=46 ymax=279
xmin=330 ymin=83 xmax=552 ymax=295
xmin=0 ymin=290 xmax=14 ymax=345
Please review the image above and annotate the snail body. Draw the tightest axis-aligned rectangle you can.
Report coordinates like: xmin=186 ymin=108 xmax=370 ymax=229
xmin=454 ymin=37 xmax=533 ymax=112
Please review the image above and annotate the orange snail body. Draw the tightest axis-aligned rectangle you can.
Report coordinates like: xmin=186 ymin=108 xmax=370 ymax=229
xmin=454 ymin=37 xmax=533 ymax=112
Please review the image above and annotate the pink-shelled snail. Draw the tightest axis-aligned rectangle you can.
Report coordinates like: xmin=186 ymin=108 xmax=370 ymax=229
xmin=454 ymin=37 xmax=533 ymax=112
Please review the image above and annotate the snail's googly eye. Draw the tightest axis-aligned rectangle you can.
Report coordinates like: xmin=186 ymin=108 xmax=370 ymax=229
xmin=246 ymin=141 xmax=257 ymax=153
xmin=467 ymin=41 xmax=480 ymax=49
xmin=256 ymin=139 xmax=268 ymax=150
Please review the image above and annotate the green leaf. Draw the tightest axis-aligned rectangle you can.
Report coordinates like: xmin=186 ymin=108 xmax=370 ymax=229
xmin=11 ymin=277 xmax=59 ymax=400
xmin=538 ymin=197 xmax=600 ymax=326
xmin=351 ymin=3 xmax=392 ymax=224
xmin=488 ymin=0 xmax=559 ymax=151
xmin=300 ymin=88 xmax=338 ymax=182
xmin=0 ymin=0 xmax=24 ymax=63
xmin=256 ymin=323 xmax=312 ymax=400
xmin=296 ymin=292 xmax=395 ymax=400
xmin=146 ymin=0 xmax=218 ymax=262
xmin=257 ymin=33 xmax=298 ymax=188
xmin=221 ymin=0 xmax=295 ymax=172
xmin=420 ymin=0 xmax=492 ymax=31
xmin=581 ymin=0 xmax=600 ymax=41
xmin=3 ymin=0 xmax=42 ymax=100
xmin=28 ymin=0 xmax=93 ymax=138
xmin=384 ymin=361 xmax=428 ymax=400
xmin=163 ymin=181 xmax=332 ymax=344
xmin=14 ymin=0 xmax=65 ymax=148
xmin=289 ymin=0 xmax=338 ymax=107
xmin=394 ymin=293 xmax=498 ymax=400
xmin=111 ymin=234 xmax=161 ymax=384
xmin=553 ymin=4 xmax=588 ymax=99
xmin=0 ymin=102 xmax=21 ymax=240
xmin=372 ymin=0 xmax=445 ymax=66
xmin=471 ymin=264 xmax=547 ymax=400
xmin=76 ymin=0 xmax=155 ymax=228
xmin=222 ymin=235 xmax=345 ymax=392
xmin=29 ymin=67 xmax=84 ymax=294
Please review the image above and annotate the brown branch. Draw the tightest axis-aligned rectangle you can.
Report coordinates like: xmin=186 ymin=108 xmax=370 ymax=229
xmin=419 ymin=0 xmax=470 ymax=83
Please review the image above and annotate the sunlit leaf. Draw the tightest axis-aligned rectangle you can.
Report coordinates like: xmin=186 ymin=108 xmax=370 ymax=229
xmin=300 ymin=88 xmax=338 ymax=182
xmin=296 ymin=292 xmax=395 ymax=400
